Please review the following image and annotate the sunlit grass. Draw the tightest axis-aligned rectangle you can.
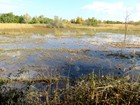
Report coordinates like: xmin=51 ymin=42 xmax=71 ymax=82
xmin=0 ymin=23 xmax=34 ymax=29
xmin=0 ymin=23 xmax=140 ymax=36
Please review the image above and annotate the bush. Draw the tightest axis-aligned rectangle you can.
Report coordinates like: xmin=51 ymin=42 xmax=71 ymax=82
xmin=48 ymin=16 xmax=65 ymax=28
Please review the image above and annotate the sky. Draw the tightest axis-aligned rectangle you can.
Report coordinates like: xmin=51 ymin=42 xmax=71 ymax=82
xmin=0 ymin=0 xmax=140 ymax=21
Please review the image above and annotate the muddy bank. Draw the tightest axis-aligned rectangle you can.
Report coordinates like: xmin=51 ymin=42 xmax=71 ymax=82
xmin=108 ymin=42 xmax=140 ymax=48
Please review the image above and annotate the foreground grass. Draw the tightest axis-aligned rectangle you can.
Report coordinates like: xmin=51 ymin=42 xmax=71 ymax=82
xmin=0 ymin=74 xmax=140 ymax=105
xmin=0 ymin=23 xmax=140 ymax=36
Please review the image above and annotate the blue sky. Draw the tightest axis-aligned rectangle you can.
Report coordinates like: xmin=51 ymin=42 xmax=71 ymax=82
xmin=0 ymin=0 xmax=140 ymax=21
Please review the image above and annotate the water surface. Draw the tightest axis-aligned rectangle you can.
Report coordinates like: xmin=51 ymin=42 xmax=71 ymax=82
xmin=0 ymin=33 xmax=140 ymax=80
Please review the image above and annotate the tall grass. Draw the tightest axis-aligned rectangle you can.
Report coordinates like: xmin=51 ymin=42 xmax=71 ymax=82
xmin=0 ymin=73 xmax=139 ymax=105
xmin=0 ymin=23 xmax=34 ymax=29
xmin=0 ymin=23 xmax=140 ymax=36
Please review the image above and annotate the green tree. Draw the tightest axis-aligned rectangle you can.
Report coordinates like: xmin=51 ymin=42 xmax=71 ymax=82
xmin=76 ymin=17 xmax=84 ymax=24
xmin=0 ymin=12 xmax=19 ymax=23
xmin=86 ymin=17 xmax=98 ymax=26
xmin=44 ymin=18 xmax=53 ymax=24
xmin=31 ymin=16 xmax=40 ymax=24
xmin=38 ymin=15 xmax=45 ymax=23
xmin=70 ymin=19 xmax=76 ymax=24
xmin=31 ymin=16 xmax=52 ymax=24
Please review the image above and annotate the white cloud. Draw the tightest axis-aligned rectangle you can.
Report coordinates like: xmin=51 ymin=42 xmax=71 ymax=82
xmin=82 ymin=2 xmax=124 ymax=15
xmin=82 ymin=1 xmax=140 ymax=21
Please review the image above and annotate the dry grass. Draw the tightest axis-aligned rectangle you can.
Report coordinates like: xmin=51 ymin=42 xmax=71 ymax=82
xmin=0 ymin=23 xmax=140 ymax=30
xmin=0 ymin=74 xmax=140 ymax=105
xmin=0 ymin=23 xmax=140 ymax=36
xmin=0 ymin=23 xmax=34 ymax=29
xmin=67 ymin=23 xmax=140 ymax=30
xmin=97 ymin=24 xmax=140 ymax=30
xmin=108 ymin=42 xmax=140 ymax=48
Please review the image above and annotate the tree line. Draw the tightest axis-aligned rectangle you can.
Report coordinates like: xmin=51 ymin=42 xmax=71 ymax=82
xmin=0 ymin=12 xmax=140 ymax=26
xmin=0 ymin=12 xmax=52 ymax=24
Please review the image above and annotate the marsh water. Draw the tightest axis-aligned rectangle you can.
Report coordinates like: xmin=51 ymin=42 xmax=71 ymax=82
xmin=0 ymin=33 xmax=140 ymax=81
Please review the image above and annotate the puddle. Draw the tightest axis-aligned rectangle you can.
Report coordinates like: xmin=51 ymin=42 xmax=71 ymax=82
xmin=0 ymin=33 xmax=140 ymax=80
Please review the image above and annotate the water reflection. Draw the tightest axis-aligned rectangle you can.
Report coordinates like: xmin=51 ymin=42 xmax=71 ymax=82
xmin=0 ymin=33 xmax=139 ymax=79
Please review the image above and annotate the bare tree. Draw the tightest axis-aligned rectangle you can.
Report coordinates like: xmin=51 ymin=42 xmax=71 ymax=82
xmin=121 ymin=11 xmax=130 ymax=55
xmin=123 ymin=12 xmax=130 ymax=46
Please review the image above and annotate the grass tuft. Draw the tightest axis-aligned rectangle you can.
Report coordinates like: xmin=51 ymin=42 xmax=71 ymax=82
xmin=0 ymin=74 xmax=139 ymax=105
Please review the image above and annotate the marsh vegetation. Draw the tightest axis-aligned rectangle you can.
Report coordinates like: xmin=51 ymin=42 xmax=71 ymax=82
xmin=0 ymin=29 xmax=140 ymax=104
xmin=0 ymin=13 xmax=140 ymax=105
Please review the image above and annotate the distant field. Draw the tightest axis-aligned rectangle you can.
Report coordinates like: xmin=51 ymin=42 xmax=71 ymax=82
xmin=0 ymin=23 xmax=34 ymax=29
xmin=0 ymin=23 xmax=140 ymax=36
xmin=98 ymin=24 xmax=140 ymax=30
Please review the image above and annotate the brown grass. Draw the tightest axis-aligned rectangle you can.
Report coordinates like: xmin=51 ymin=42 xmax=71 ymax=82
xmin=108 ymin=42 xmax=140 ymax=48
xmin=0 ymin=75 xmax=140 ymax=105
xmin=0 ymin=23 xmax=140 ymax=36
xmin=97 ymin=24 xmax=140 ymax=30
xmin=0 ymin=23 xmax=34 ymax=29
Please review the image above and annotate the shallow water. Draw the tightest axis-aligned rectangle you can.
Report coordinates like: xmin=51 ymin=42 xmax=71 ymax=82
xmin=0 ymin=33 xmax=140 ymax=80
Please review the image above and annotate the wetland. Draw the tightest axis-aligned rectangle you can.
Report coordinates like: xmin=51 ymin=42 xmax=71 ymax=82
xmin=0 ymin=32 xmax=140 ymax=80
xmin=0 ymin=31 xmax=140 ymax=104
